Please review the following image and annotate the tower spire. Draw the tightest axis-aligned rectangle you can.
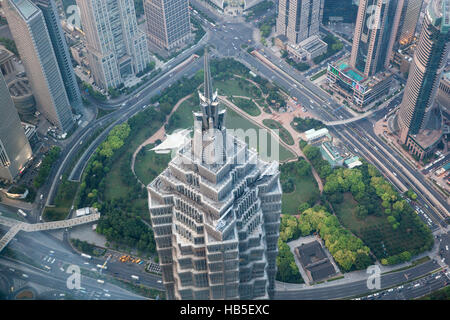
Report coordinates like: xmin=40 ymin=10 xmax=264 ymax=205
xmin=203 ymin=47 xmax=213 ymax=103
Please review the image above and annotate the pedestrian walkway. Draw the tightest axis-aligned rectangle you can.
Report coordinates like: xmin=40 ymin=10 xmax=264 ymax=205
xmin=0 ymin=213 xmax=101 ymax=252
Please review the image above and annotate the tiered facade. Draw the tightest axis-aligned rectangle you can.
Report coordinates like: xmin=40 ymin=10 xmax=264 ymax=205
xmin=148 ymin=50 xmax=281 ymax=300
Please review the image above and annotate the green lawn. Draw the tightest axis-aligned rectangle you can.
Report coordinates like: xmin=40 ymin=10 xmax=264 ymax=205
xmin=225 ymin=107 xmax=295 ymax=162
xmin=134 ymin=145 xmax=171 ymax=186
xmin=230 ymin=97 xmax=261 ymax=116
xmin=215 ymin=78 xmax=262 ymax=99
xmin=333 ymin=193 xmax=384 ymax=233
xmin=103 ymin=117 xmax=163 ymax=207
xmin=166 ymin=97 xmax=199 ymax=134
xmin=262 ymin=119 xmax=295 ymax=145
xmin=282 ymin=174 xmax=319 ymax=214
xmin=43 ymin=179 xmax=79 ymax=221
xmin=97 ymin=108 xmax=115 ymax=119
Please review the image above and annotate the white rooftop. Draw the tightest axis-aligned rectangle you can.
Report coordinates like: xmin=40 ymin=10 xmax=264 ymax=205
xmin=151 ymin=129 xmax=191 ymax=154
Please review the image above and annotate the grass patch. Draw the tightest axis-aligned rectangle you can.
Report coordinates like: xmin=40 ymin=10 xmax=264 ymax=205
xmin=103 ymin=120 xmax=162 ymax=205
xmin=225 ymin=107 xmax=295 ymax=162
xmin=215 ymin=77 xmax=262 ymax=100
xmin=280 ymin=160 xmax=320 ymax=214
xmin=97 ymin=108 xmax=115 ymax=119
xmin=165 ymin=97 xmax=199 ymax=134
xmin=134 ymin=145 xmax=171 ymax=186
xmin=333 ymin=193 xmax=384 ymax=233
xmin=262 ymin=119 xmax=294 ymax=145
xmin=230 ymin=97 xmax=261 ymax=116
xmin=70 ymin=238 xmax=106 ymax=257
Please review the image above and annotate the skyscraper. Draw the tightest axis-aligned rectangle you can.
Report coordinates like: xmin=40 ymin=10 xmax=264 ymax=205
xmin=76 ymin=0 xmax=151 ymax=90
xmin=396 ymin=0 xmax=449 ymax=159
xmin=4 ymin=0 xmax=74 ymax=132
xmin=395 ymin=0 xmax=424 ymax=45
xmin=148 ymin=49 xmax=282 ymax=300
xmin=276 ymin=0 xmax=321 ymax=44
xmin=33 ymin=0 xmax=83 ymax=111
xmin=350 ymin=0 xmax=401 ymax=76
xmin=0 ymin=72 xmax=32 ymax=182
xmin=144 ymin=0 xmax=191 ymax=51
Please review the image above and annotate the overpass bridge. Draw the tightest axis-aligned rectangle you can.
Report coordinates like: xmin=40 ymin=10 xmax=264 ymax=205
xmin=0 ymin=213 xmax=100 ymax=252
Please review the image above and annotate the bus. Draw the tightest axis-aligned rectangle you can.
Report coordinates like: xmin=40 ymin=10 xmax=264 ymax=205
xmin=81 ymin=253 xmax=92 ymax=259
xmin=17 ymin=209 xmax=27 ymax=217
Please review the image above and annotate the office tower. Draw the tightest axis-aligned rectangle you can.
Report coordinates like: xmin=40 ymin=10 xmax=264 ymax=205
xmin=4 ymin=0 xmax=74 ymax=132
xmin=144 ymin=0 xmax=191 ymax=51
xmin=0 ymin=72 xmax=32 ymax=182
xmin=0 ymin=45 xmax=16 ymax=79
xmin=33 ymin=0 xmax=83 ymax=111
xmin=276 ymin=0 xmax=321 ymax=44
xmin=437 ymin=71 xmax=450 ymax=117
xmin=396 ymin=0 xmax=424 ymax=45
xmin=148 ymin=49 xmax=282 ymax=300
xmin=396 ymin=0 xmax=449 ymax=159
xmin=350 ymin=0 xmax=401 ymax=76
xmin=76 ymin=0 xmax=150 ymax=90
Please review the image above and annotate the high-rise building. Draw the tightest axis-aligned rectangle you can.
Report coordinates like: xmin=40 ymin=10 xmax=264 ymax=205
xmin=350 ymin=0 xmax=401 ymax=76
xmin=0 ymin=72 xmax=32 ymax=182
xmin=396 ymin=0 xmax=424 ymax=45
xmin=76 ymin=0 xmax=151 ymax=90
xmin=144 ymin=0 xmax=191 ymax=51
xmin=4 ymin=0 xmax=74 ymax=132
xmin=276 ymin=0 xmax=321 ymax=44
xmin=148 ymin=49 xmax=282 ymax=300
xmin=33 ymin=0 xmax=83 ymax=111
xmin=396 ymin=0 xmax=449 ymax=159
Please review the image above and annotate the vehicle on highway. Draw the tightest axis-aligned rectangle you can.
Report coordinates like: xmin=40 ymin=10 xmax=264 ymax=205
xmin=17 ymin=209 xmax=27 ymax=217
xmin=22 ymin=274 xmax=28 ymax=278
xmin=131 ymin=275 xmax=139 ymax=280
xmin=97 ymin=279 xmax=105 ymax=284
xmin=81 ymin=253 xmax=92 ymax=259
